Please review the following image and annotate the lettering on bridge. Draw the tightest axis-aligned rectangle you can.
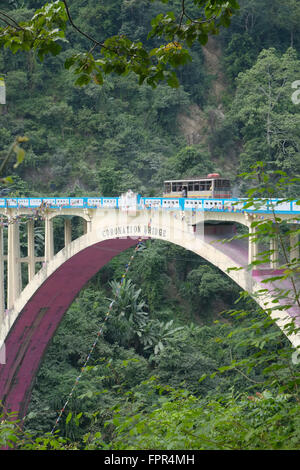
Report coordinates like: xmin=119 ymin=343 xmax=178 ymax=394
xmin=101 ymin=224 xmax=167 ymax=238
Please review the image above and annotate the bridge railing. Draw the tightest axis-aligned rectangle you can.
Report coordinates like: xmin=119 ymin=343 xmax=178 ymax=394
xmin=0 ymin=197 xmax=299 ymax=214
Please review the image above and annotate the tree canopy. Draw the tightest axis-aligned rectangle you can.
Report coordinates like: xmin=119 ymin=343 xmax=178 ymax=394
xmin=0 ymin=0 xmax=240 ymax=88
xmin=231 ymin=48 xmax=300 ymax=176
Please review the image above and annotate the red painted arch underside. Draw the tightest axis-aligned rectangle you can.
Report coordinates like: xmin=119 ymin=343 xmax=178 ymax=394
xmin=0 ymin=238 xmax=139 ymax=417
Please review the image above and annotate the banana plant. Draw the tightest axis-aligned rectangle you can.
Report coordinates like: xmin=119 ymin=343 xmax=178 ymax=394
xmin=138 ymin=319 xmax=184 ymax=356
xmin=108 ymin=279 xmax=149 ymax=331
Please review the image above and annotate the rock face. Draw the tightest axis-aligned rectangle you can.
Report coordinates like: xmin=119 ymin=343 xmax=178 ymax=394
xmin=177 ymin=104 xmax=208 ymax=145
xmin=177 ymin=37 xmax=226 ymax=146
xmin=202 ymin=36 xmax=226 ymax=103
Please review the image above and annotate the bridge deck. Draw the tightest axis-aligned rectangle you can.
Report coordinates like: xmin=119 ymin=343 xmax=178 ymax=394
xmin=0 ymin=196 xmax=299 ymax=215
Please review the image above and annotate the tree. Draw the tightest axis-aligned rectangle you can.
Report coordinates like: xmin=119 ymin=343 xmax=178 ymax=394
xmin=137 ymin=319 xmax=183 ymax=357
xmin=108 ymin=279 xmax=149 ymax=330
xmin=0 ymin=0 xmax=240 ymax=89
xmin=165 ymin=144 xmax=213 ymax=178
xmin=270 ymin=0 xmax=300 ymax=49
xmin=221 ymin=0 xmax=300 ymax=86
xmin=0 ymin=135 xmax=28 ymax=185
xmin=230 ymin=48 xmax=300 ymax=178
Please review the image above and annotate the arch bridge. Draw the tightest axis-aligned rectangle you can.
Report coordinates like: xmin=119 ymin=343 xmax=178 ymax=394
xmin=0 ymin=195 xmax=299 ymax=417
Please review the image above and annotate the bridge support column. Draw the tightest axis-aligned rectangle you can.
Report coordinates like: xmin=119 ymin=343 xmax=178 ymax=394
xmin=27 ymin=220 xmax=35 ymax=282
xmin=83 ymin=219 xmax=88 ymax=235
xmin=7 ymin=221 xmax=21 ymax=309
xmin=64 ymin=218 xmax=72 ymax=246
xmin=44 ymin=217 xmax=54 ymax=264
xmin=270 ymin=237 xmax=279 ymax=269
xmin=0 ymin=226 xmax=4 ymax=321
xmin=290 ymin=233 xmax=299 ymax=263
xmin=248 ymin=223 xmax=258 ymax=266
xmin=83 ymin=217 xmax=92 ymax=234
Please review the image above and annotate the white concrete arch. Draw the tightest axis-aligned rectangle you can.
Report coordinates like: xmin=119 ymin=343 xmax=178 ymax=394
xmin=202 ymin=211 xmax=252 ymax=227
xmin=1 ymin=208 xmax=299 ymax=350
xmin=48 ymin=209 xmax=92 ymax=222
xmin=49 ymin=211 xmax=91 ymax=252
xmin=1 ymin=207 xmax=300 ymax=418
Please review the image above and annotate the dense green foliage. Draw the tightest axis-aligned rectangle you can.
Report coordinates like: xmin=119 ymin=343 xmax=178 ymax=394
xmin=0 ymin=0 xmax=298 ymax=196
xmin=0 ymin=0 xmax=300 ymax=451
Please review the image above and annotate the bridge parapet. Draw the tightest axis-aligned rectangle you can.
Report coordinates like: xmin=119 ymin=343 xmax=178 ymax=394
xmin=0 ymin=196 xmax=299 ymax=214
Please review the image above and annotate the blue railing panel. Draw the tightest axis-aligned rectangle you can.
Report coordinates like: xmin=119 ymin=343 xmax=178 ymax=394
xmin=0 ymin=197 xmax=299 ymax=214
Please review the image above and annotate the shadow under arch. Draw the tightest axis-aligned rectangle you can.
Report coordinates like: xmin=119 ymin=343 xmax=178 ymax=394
xmin=0 ymin=238 xmax=138 ymax=418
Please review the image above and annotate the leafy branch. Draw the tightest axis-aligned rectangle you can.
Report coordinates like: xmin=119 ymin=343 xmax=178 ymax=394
xmin=0 ymin=136 xmax=28 ymax=184
xmin=0 ymin=0 xmax=240 ymax=88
